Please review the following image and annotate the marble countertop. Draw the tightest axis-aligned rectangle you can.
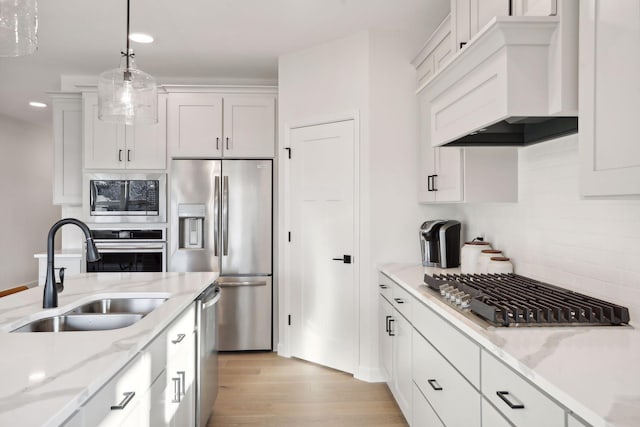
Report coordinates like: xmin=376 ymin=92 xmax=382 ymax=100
xmin=0 ymin=271 xmax=217 ymax=427
xmin=380 ymin=263 xmax=640 ymax=427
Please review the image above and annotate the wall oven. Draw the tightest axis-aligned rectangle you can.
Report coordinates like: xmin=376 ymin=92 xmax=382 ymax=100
xmin=84 ymin=173 xmax=166 ymax=223
xmin=87 ymin=229 xmax=166 ymax=273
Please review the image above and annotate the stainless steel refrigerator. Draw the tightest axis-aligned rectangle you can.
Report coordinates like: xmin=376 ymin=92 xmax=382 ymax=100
xmin=169 ymin=159 xmax=272 ymax=351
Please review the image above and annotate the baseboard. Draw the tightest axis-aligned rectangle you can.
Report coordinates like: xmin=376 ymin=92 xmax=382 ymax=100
xmin=354 ymin=365 xmax=385 ymax=383
xmin=276 ymin=342 xmax=291 ymax=358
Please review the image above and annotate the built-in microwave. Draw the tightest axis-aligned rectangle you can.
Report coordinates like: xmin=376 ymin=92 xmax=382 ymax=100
xmin=84 ymin=173 xmax=166 ymax=223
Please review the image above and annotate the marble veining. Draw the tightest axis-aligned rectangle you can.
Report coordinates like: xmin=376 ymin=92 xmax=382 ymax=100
xmin=380 ymin=263 xmax=640 ymax=427
xmin=0 ymin=271 xmax=217 ymax=427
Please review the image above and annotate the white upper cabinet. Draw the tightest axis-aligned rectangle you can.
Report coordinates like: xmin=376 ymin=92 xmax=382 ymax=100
xmin=579 ymin=0 xmax=640 ymax=196
xmin=453 ymin=0 xmax=510 ymax=51
xmin=52 ymin=93 xmax=82 ymax=205
xmin=513 ymin=0 xmax=557 ymax=16
xmin=168 ymin=92 xmax=276 ymax=159
xmin=168 ymin=93 xmax=223 ymax=158
xmin=83 ymin=92 xmax=167 ymax=170
xmin=414 ymin=15 xmax=453 ymax=88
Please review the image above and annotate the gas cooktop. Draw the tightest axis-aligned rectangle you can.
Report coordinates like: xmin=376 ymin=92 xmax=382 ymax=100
xmin=423 ymin=273 xmax=630 ymax=327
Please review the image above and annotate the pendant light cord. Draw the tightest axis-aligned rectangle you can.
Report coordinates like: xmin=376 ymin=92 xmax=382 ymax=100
xmin=125 ymin=0 xmax=130 ymax=71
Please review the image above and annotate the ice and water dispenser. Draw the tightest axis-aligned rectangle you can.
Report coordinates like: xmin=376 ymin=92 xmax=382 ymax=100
xmin=178 ymin=204 xmax=206 ymax=249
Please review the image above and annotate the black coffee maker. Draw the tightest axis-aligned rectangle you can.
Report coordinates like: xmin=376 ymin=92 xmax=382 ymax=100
xmin=419 ymin=220 xmax=461 ymax=268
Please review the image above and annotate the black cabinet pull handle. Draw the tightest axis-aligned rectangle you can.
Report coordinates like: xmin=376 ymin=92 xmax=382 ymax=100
xmin=216 ymin=137 xmax=220 ymax=150
xmin=432 ymin=174 xmax=438 ymax=191
xmin=379 ymin=284 xmax=388 ymax=289
xmin=394 ymin=298 xmax=404 ymax=304
xmin=428 ymin=379 xmax=443 ymax=391
xmin=332 ymin=255 xmax=352 ymax=264
xmin=226 ymin=137 xmax=230 ymax=150
xmin=111 ymin=391 xmax=135 ymax=410
xmin=460 ymin=41 xmax=467 ymax=49
xmin=127 ymin=149 xmax=131 ymax=162
xmin=385 ymin=315 xmax=391 ymax=333
xmin=388 ymin=318 xmax=395 ymax=336
xmin=172 ymin=333 xmax=186 ymax=344
xmin=496 ymin=391 xmax=525 ymax=409
xmin=427 ymin=175 xmax=433 ymax=191
xmin=118 ymin=149 xmax=123 ymax=162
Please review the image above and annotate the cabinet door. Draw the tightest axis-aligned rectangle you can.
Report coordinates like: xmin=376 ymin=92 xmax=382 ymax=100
xmin=222 ymin=95 xmax=275 ymax=158
xmin=482 ymin=397 xmax=512 ymax=427
xmin=125 ymin=94 xmax=167 ymax=169
xmin=52 ymin=95 xmax=82 ymax=204
xmin=379 ymin=295 xmax=393 ymax=383
xmin=168 ymin=93 xmax=223 ymax=158
xmin=83 ymin=92 xmax=126 ymax=169
xmin=513 ymin=0 xmax=557 ymax=16
xmin=391 ymin=310 xmax=412 ymax=420
xmin=580 ymin=0 xmax=640 ymax=196
xmin=418 ymin=93 xmax=437 ymax=203
xmin=434 ymin=147 xmax=463 ymax=202
xmin=454 ymin=0 xmax=472 ymax=51
xmin=148 ymin=370 xmax=171 ymax=427
xmin=472 ymin=0 xmax=511 ymax=35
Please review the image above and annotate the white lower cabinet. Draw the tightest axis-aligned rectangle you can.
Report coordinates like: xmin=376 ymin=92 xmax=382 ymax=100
xmin=67 ymin=303 xmax=196 ymax=427
xmin=412 ymin=329 xmax=480 ymax=427
xmin=379 ymin=295 xmax=393 ymax=382
xmin=481 ymin=350 xmax=564 ymax=427
xmin=391 ymin=307 xmax=412 ymax=420
xmin=481 ymin=397 xmax=512 ymax=427
xmin=412 ymin=383 xmax=444 ymax=427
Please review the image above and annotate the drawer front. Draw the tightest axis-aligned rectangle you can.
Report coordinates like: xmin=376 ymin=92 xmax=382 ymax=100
xmin=481 ymin=351 xmax=564 ymax=427
xmin=413 ymin=329 xmax=481 ymax=427
xmin=391 ymin=282 xmax=413 ymax=323
xmin=83 ymin=353 xmax=151 ymax=427
xmin=412 ymin=383 xmax=444 ymax=427
xmin=144 ymin=327 xmax=168 ymax=385
xmin=413 ymin=299 xmax=480 ymax=387
xmin=378 ymin=273 xmax=393 ymax=301
xmin=166 ymin=304 xmax=195 ymax=358
xmin=482 ymin=397 xmax=512 ymax=427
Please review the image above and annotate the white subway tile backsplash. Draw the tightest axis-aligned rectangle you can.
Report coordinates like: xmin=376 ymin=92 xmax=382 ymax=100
xmin=457 ymin=134 xmax=640 ymax=318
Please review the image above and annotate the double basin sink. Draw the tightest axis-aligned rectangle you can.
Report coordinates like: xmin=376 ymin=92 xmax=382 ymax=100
xmin=11 ymin=297 xmax=168 ymax=333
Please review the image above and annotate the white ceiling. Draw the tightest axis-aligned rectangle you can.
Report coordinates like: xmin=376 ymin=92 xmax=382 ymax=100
xmin=0 ymin=0 xmax=449 ymax=126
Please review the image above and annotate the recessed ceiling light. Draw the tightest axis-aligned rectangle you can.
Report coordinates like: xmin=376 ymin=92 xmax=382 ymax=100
xmin=29 ymin=101 xmax=47 ymax=108
xmin=129 ymin=33 xmax=154 ymax=44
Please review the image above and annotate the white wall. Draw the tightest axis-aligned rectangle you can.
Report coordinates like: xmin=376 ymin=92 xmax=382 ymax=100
xmin=454 ymin=134 xmax=640 ymax=318
xmin=278 ymin=31 xmax=445 ymax=380
xmin=0 ymin=114 xmax=60 ymax=290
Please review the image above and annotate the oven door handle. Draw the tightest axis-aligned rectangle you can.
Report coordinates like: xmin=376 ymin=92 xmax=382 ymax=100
xmin=94 ymin=243 xmax=166 ymax=252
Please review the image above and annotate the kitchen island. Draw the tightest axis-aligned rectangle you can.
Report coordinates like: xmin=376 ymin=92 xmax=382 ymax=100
xmin=0 ymin=271 xmax=217 ymax=427
xmin=380 ymin=263 xmax=640 ymax=427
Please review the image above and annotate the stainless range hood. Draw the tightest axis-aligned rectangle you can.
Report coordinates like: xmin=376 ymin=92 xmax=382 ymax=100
xmin=419 ymin=2 xmax=578 ymax=147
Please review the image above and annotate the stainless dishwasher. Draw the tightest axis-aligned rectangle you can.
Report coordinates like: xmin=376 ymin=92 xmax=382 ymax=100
xmin=196 ymin=283 xmax=221 ymax=427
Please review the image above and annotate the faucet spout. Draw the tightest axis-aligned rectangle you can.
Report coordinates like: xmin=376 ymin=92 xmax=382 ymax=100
xmin=43 ymin=218 xmax=100 ymax=309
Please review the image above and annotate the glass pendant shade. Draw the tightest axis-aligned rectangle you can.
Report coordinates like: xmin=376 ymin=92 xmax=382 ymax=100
xmin=0 ymin=0 xmax=38 ymax=57
xmin=98 ymin=51 xmax=158 ymax=125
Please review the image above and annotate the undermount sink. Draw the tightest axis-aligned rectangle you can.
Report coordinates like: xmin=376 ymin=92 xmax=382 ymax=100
xmin=12 ymin=313 xmax=144 ymax=333
xmin=65 ymin=297 xmax=168 ymax=315
xmin=11 ymin=296 xmax=169 ymax=333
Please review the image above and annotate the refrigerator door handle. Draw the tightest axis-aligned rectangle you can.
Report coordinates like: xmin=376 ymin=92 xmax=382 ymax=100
xmin=223 ymin=175 xmax=229 ymax=256
xmin=214 ymin=175 xmax=220 ymax=256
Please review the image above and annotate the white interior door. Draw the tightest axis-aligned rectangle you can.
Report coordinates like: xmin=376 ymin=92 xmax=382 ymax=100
xmin=288 ymin=120 xmax=356 ymax=374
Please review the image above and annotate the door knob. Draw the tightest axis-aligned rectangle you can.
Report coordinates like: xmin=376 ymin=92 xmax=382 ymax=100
xmin=332 ymin=255 xmax=352 ymax=264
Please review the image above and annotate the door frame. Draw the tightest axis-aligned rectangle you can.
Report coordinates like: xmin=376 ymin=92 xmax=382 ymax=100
xmin=277 ymin=111 xmax=361 ymax=367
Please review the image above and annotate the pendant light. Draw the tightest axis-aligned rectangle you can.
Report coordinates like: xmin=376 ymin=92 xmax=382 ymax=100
xmin=98 ymin=0 xmax=157 ymax=125
xmin=0 ymin=0 xmax=38 ymax=57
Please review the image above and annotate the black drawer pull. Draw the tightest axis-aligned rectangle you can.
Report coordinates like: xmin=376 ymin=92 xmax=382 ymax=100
xmin=172 ymin=333 xmax=186 ymax=344
xmin=385 ymin=315 xmax=391 ymax=333
xmin=388 ymin=318 xmax=395 ymax=336
xmin=428 ymin=379 xmax=443 ymax=391
xmin=394 ymin=298 xmax=405 ymax=304
xmin=110 ymin=391 xmax=135 ymax=410
xmin=497 ymin=391 xmax=525 ymax=409
xmin=379 ymin=284 xmax=388 ymax=289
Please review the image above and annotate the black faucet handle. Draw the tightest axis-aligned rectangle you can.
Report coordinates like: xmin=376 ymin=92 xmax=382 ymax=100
xmin=55 ymin=267 xmax=65 ymax=293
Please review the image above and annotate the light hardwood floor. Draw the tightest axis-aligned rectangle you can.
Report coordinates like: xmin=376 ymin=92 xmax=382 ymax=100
xmin=208 ymin=352 xmax=408 ymax=427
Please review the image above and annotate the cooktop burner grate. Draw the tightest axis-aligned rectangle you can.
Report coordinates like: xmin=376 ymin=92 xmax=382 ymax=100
xmin=423 ymin=273 xmax=630 ymax=327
